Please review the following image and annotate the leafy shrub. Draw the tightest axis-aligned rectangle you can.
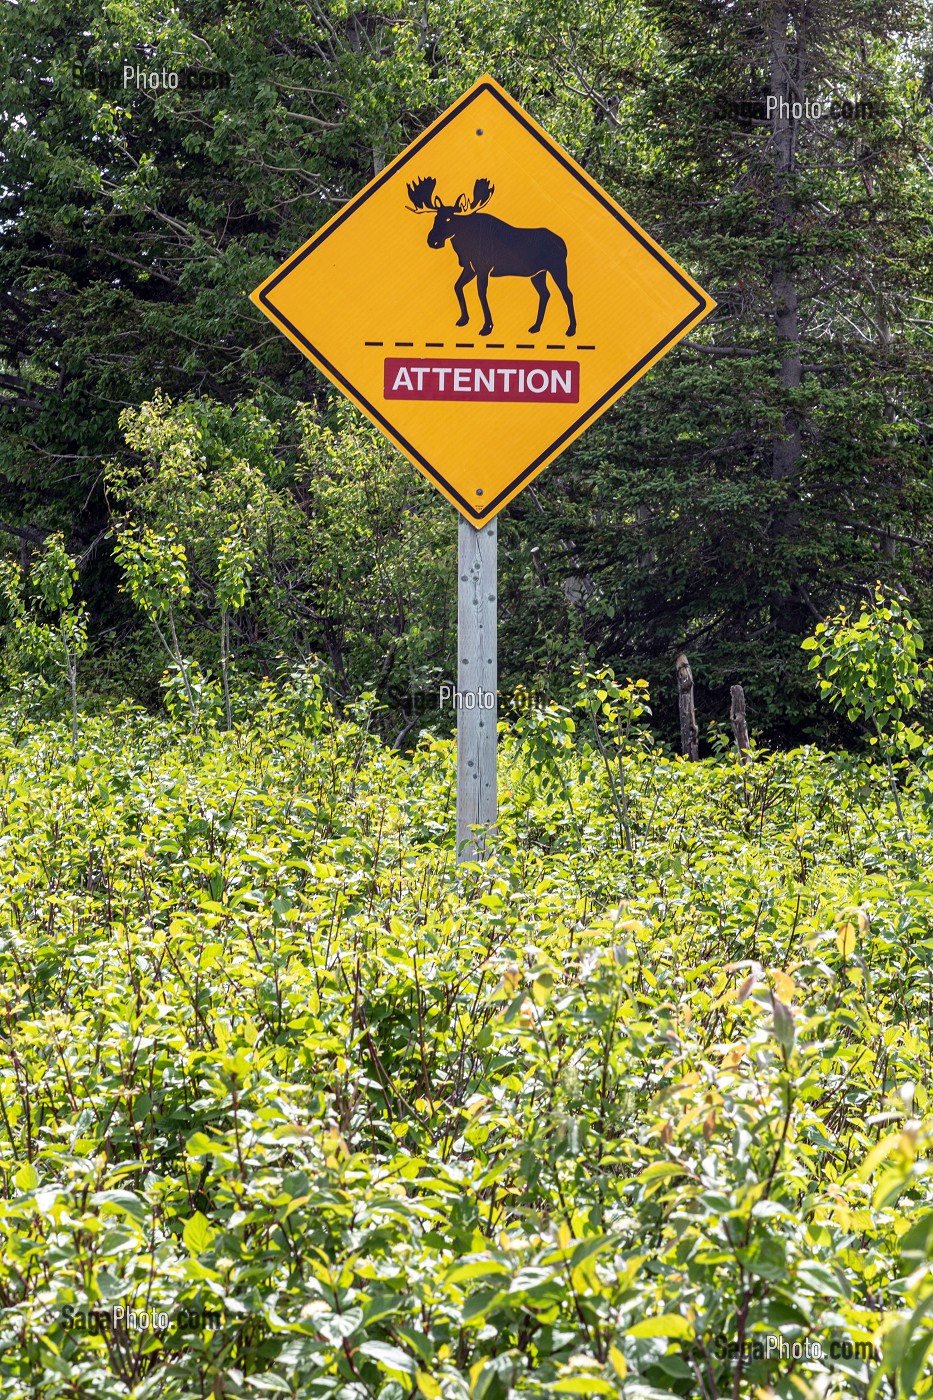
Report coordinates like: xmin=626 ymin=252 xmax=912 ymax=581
xmin=0 ymin=535 xmax=87 ymax=753
xmin=106 ymin=394 xmax=454 ymax=733
xmin=0 ymin=705 xmax=931 ymax=1397
xmin=802 ymin=584 xmax=927 ymax=823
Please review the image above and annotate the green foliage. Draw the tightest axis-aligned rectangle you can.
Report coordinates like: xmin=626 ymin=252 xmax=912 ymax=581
xmin=574 ymin=670 xmax=654 ymax=852
xmin=803 ymin=584 xmax=926 ymax=745
xmin=0 ymin=534 xmax=88 ymax=752
xmin=1 ymin=0 xmax=931 ymax=742
xmin=577 ymin=671 xmax=653 ymax=742
xmin=0 ymin=702 xmax=931 ymax=1395
xmin=106 ymin=393 xmax=453 ymax=735
xmin=217 ymin=532 xmax=254 ymax=730
xmin=291 ymin=401 xmax=454 ymax=729
xmin=114 ymin=523 xmax=203 ymax=728
xmin=31 ymin=533 xmax=78 ymax=613
xmin=802 ymin=584 xmax=929 ymax=823
xmin=216 ymin=532 xmax=254 ymax=617
xmin=110 ymin=393 xmax=301 ymax=721
xmin=114 ymin=523 xmax=190 ymax=621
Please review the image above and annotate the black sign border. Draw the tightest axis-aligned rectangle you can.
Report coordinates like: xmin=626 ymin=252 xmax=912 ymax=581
xmin=258 ymin=80 xmax=711 ymax=521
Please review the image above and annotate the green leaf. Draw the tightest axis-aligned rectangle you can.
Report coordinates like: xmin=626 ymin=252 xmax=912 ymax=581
xmin=461 ymin=1287 xmax=507 ymax=1324
xmin=444 ymin=1259 xmax=510 ymax=1285
xmin=899 ymin=1213 xmax=933 ymax=1265
xmin=899 ymin=1330 xmax=933 ymax=1397
xmin=14 ymin=1162 xmax=38 ymax=1192
xmin=772 ymin=996 xmax=795 ymax=1053
xmin=627 ymin=1314 xmax=694 ymax=1339
xmin=182 ymin=1211 xmax=215 ymax=1254
xmin=357 ymin=1341 xmax=416 ymax=1375
xmin=796 ymin=1261 xmax=848 ymax=1298
xmin=553 ymin=1379 xmax=617 ymax=1395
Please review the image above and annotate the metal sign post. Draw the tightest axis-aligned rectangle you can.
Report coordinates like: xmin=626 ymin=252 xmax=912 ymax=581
xmin=456 ymin=515 xmax=497 ymax=862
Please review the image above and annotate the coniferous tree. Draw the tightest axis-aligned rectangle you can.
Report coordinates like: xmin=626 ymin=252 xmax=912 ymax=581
xmin=498 ymin=0 xmax=933 ymax=739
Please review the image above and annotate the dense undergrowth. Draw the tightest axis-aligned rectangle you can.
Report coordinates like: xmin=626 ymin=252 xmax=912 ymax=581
xmin=1 ymin=698 xmax=933 ymax=1399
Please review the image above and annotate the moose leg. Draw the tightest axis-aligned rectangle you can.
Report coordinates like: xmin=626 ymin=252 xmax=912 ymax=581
xmin=529 ymin=271 xmax=550 ymax=334
xmin=453 ymin=268 xmax=475 ymax=327
xmin=552 ymin=262 xmax=576 ymax=337
xmin=476 ymin=270 xmax=493 ymax=337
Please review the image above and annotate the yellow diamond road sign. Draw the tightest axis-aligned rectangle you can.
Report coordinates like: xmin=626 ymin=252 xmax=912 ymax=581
xmin=252 ymin=75 xmax=715 ymax=522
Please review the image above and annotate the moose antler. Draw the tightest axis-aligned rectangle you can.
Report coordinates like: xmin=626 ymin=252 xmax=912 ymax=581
xmin=454 ymin=179 xmax=494 ymax=212
xmin=407 ymin=177 xmax=442 ymax=212
xmin=470 ymin=178 xmax=494 ymax=210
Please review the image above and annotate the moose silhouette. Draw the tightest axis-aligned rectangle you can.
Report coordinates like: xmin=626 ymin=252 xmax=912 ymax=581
xmin=406 ymin=177 xmax=577 ymax=338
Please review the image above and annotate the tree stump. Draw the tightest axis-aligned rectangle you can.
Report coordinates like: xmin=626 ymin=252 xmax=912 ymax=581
xmin=675 ymin=653 xmax=699 ymax=760
xmin=730 ymin=684 xmax=751 ymax=764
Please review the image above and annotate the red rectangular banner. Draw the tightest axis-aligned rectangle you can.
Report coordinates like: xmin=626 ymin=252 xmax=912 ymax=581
xmin=384 ymin=357 xmax=580 ymax=403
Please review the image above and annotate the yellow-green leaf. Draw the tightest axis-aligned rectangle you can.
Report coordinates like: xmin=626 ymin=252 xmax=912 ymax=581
xmin=627 ymin=1314 xmax=694 ymax=1340
xmin=183 ymin=1210 xmax=215 ymax=1254
xmin=553 ymin=1379 xmax=617 ymax=1395
xmin=836 ymin=922 xmax=857 ymax=957
xmin=608 ymin=1346 xmax=628 ymax=1380
xmin=14 ymin=1162 xmax=38 ymax=1192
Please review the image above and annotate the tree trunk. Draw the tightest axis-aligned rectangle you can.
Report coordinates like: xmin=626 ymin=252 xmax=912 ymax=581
xmin=769 ymin=0 xmax=805 ymax=629
xmin=770 ymin=0 xmax=804 ymax=479
xmin=167 ymin=604 xmax=200 ymax=732
xmin=676 ymin=653 xmax=699 ymax=760
xmin=730 ymin=684 xmax=751 ymax=764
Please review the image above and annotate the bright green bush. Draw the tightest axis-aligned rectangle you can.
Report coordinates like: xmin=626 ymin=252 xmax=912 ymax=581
xmin=802 ymin=585 xmax=928 ymax=823
xmin=0 ymin=535 xmax=88 ymax=754
xmin=0 ymin=701 xmax=931 ymax=1398
xmin=105 ymin=394 xmax=454 ymax=732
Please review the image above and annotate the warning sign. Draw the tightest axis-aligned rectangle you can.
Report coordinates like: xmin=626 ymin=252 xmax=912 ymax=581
xmin=251 ymin=76 xmax=715 ymax=521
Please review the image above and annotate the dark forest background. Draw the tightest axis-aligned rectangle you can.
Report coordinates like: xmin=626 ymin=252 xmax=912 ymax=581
xmin=1 ymin=0 xmax=931 ymax=748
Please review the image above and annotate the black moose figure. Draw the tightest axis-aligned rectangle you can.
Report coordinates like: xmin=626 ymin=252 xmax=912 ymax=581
xmin=406 ymin=177 xmax=577 ymax=338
